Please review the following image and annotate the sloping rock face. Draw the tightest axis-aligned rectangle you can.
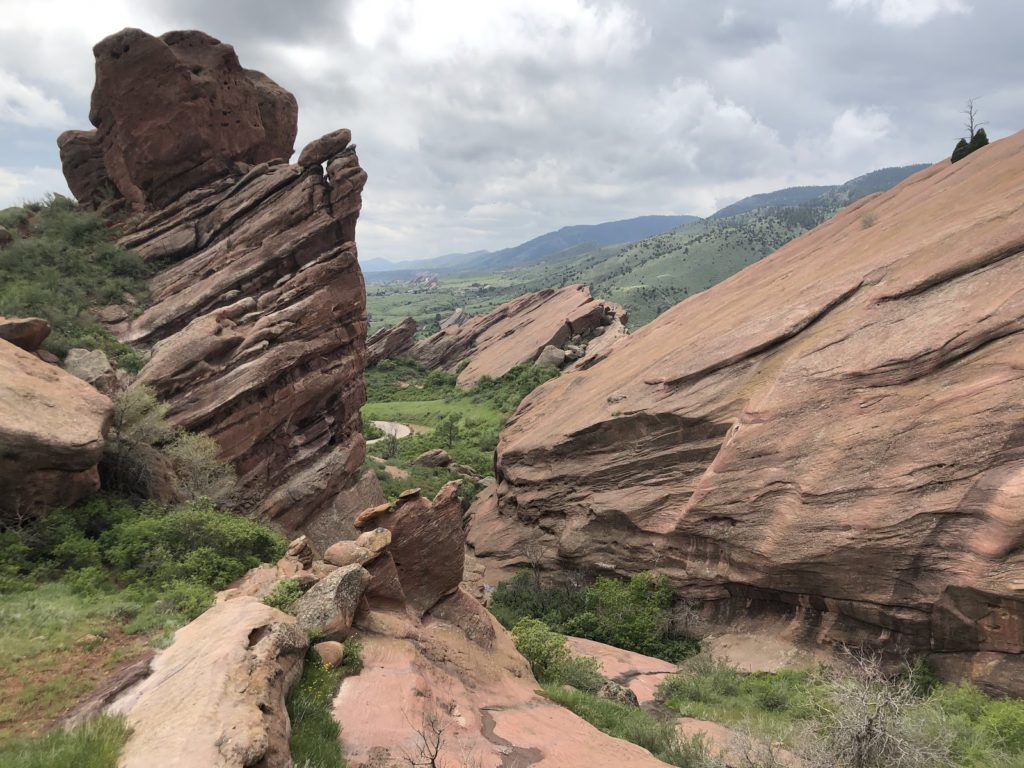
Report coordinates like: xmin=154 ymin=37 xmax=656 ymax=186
xmin=0 ymin=338 xmax=112 ymax=521
xmin=110 ymin=598 xmax=307 ymax=768
xmin=366 ymin=316 xmax=417 ymax=366
xmin=59 ymin=28 xmax=297 ymax=208
xmin=473 ymin=133 xmax=1024 ymax=694
xmin=408 ymin=284 xmax=624 ymax=387
xmin=58 ymin=28 xmax=371 ymax=535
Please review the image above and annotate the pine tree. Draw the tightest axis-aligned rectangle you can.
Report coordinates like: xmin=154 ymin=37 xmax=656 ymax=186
xmin=951 ymin=138 xmax=970 ymax=163
xmin=969 ymin=126 xmax=989 ymax=151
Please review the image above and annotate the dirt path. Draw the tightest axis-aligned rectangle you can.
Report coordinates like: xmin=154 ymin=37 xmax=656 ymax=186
xmin=366 ymin=420 xmax=412 ymax=444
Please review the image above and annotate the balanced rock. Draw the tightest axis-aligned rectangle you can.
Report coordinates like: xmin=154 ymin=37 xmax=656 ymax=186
xmin=297 ymin=128 xmax=352 ymax=168
xmin=323 ymin=541 xmax=372 ymax=568
xmin=474 ymin=132 xmax=1024 ymax=695
xmin=0 ymin=316 xmax=50 ymax=352
xmin=414 ymin=448 xmax=451 ymax=468
xmin=0 ymin=340 xmax=112 ymax=521
xmin=355 ymin=526 xmax=392 ymax=556
xmin=291 ymin=563 xmax=370 ymax=640
xmin=286 ymin=535 xmax=315 ymax=568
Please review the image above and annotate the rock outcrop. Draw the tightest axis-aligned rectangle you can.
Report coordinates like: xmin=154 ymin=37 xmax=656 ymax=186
xmin=408 ymin=284 xmax=625 ymax=387
xmin=58 ymin=28 xmax=373 ymax=536
xmin=0 ymin=315 xmax=50 ymax=352
xmin=366 ymin=316 xmax=417 ymax=366
xmin=109 ymin=598 xmax=307 ymax=768
xmin=0 ymin=338 xmax=112 ymax=521
xmin=470 ymin=132 xmax=1024 ymax=694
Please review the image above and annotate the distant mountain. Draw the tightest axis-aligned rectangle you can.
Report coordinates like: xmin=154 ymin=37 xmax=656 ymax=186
xmin=363 ymin=215 xmax=698 ymax=277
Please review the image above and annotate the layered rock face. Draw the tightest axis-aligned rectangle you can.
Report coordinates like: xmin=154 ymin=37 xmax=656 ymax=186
xmin=366 ymin=316 xmax=417 ymax=366
xmin=0 ymin=335 xmax=112 ymax=521
xmin=59 ymin=29 xmax=297 ymax=208
xmin=408 ymin=284 xmax=625 ymax=387
xmin=58 ymin=29 xmax=371 ymax=535
xmin=472 ymin=132 xmax=1024 ymax=693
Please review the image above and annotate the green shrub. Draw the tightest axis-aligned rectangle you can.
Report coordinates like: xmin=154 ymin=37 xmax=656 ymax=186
xmin=164 ymin=432 xmax=236 ymax=502
xmin=512 ymin=617 xmax=570 ymax=680
xmin=264 ymin=578 xmax=305 ymax=612
xmin=0 ymin=715 xmax=129 ymax=768
xmin=287 ymin=640 xmax=362 ymax=767
xmin=0 ymin=195 xmax=150 ymax=371
xmin=659 ymin=653 xmax=743 ymax=705
xmin=557 ymin=654 xmax=607 ymax=694
xmin=980 ymin=699 xmax=1024 ymax=755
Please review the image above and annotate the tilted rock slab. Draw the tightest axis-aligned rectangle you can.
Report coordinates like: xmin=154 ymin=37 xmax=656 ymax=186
xmin=0 ymin=339 xmax=112 ymax=521
xmin=110 ymin=598 xmax=307 ymax=768
xmin=473 ymin=132 xmax=1024 ymax=695
xmin=408 ymin=284 xmax=623 ymax=388
xmin=58 ymin=28 xmax=373 ymax=536
xmin=366 ymin=315 xmax=417 ymax=366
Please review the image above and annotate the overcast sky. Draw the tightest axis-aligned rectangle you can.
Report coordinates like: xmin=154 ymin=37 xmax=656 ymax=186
xmin=0 ymin=0 xmax=1019 ymax=261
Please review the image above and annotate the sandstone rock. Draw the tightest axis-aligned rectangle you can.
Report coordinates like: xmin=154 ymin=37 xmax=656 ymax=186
xmin=439 ymin=308 xmax=467 ymax=329
xmin=312 ymin=640 xmax=345 ymax=668
xmin=598 ymin=680 xmax=639 ymax=708
xmin=110 ymin=598 xmax=307 ymax=768
xmin=0 ymin=340 xmax=112 ymax=521
xmin=217 ymin=564 xmax=280 ymax=603
xmin=323 ymin=540 xmax=372 ymax=568
xmin=311 ymin=560 xmax=338 ymax=580
xmin=34 ymin=349 xmax=60 ymax=365
xmin=95 ymin=304 xmax=129 ymax=323
xmin=535 ymin=344 xmax=566 ymax=369
xmin=408 ymin=285 xmax=624 ymax=388
xmin=297 ymin=128 xmax=352 ymax=168
xmin=474 ymin=134 xmax=1024 ymax=694
xmin=354 ymin=501 xmax=394 ymax=530
xmin=363 ymin=552 xmax=408 ymax=606
xmin=356 ymin=481 xmax=466 ymax=617
xmin=414 ymin=448 xmax=451 ymax=467
xmin=355 ymin=526 xmax=392 ymax=556
xmin=64 ymin=347 xmax=116 ymax=393
xmin=0 ymin=225 xmax=12 ymax=248
xmin=276 ymin=555 xmax=307 ymax=579
xmin=291 ymin=563 xmax=370 ymax=640
xmin=63 ymin=28 xmax=298 ymax=208
xmin=286 ymin=535 xmax=315 ymax=568
xmin=0 ymin=316 xmax=49 ymax=351
xmin=450 ymin=462 xmax=482 ymax=480
xmin=366 ymin=316 xmax=417 ymax=366
xmin=54 ymin=34 xmax=371 ymax=537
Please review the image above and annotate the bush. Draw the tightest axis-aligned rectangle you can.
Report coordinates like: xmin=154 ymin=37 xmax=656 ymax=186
xmin=165 ymin=432 xmax=235 ymax=503
xmin=659 ymin=653 xmax=744 ymax=705
xmin=0 ymin=195 xmax=150 ymax=371
xmin=264 ymin=578 xmax=305 ymax=612
xmin=512 ymin=617 xmax=570 ymax=680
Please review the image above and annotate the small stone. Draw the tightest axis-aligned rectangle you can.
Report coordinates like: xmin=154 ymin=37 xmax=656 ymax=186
xmin=598 ymin=680 xmax=639 ymax=707
xmin=535 ymin=345 xmax=566 ymax=369
xmin=355 ymin=527 xmax=392 ymax=556
xmin=414 ymin=448 xmax=451 ymax=468
xmin=312 ymin=640 xmax=345 ymax=668
xmin=95 ymin=304 xmax=129 ymax=323
xmin=286 ymin=535 xmax=315 ymax=568
xmin=323 ymin=541 xmax=372 ymax=567
xmin=397 ymin=488 xmax=421 ymax=501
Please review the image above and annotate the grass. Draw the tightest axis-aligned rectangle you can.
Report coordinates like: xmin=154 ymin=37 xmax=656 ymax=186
xmin=0 ymin=195 xmax=150 ymax=371
xmin=542 ymin=684 xmax=716 ymax=767
xmin=288 ymin=639 xmax=363 ymax=768
xmin=0 ymin=716 xmax=129 ymax=768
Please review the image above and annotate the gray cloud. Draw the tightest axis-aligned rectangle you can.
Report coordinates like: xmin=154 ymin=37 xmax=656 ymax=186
xmin=0 ymin=0 xmax=1019 ymax=261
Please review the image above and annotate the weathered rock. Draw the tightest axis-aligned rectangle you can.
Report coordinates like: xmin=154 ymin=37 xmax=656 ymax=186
xmin=408 ymin=284 xmax=624 ymax=388
xmin=302 ymin=469 xmax=388 ymax=552
xmin=61 ymin=28 xmax=298 ymax=208
xmin=354 ymin=501 xmax=394 ymax=530
xmin=0 ymin=316 xmax=49 ymax=351
xmin=450 ymin=462 xmax=482 ymax=480
xmin=362 ymin=552 xmax=408 ymax=606
xmin=535 ymin=344 xmax=566 ymax=369
xmin=291 ymin=563 xmax=370 ymax=640
xmin=95 ymin=304 xmax=129 ymax=324
xmin=297 ymin=128 xmax=352 ymax=168
xmin=414 ymin=448 xmax=451 ymax=467
xmin=285 ymin=535 xmax=315 ymax=568
xmin=355 ymin=526 xmax=392 ymax=556
xmin=439 ymin=307 xmax=466 ymax=329
xmin=312 ymin=640 xmax=345 ymax=668
xmin=217 ymin=564 xmax=280 ymax=603
xmin=0 ymin=225 xmax=12 ymax=248
xmin=598 ymin=680 xmax=639 ymax=708
xmin=323 ymin=540 xmax=372 ymax=567
xmin=110 ymin=598 xmax=307 ymax=768
xmin=355 ymin=481 xmax=466 ymax=616
xmin=34 ymin=349 xmax=60 ymax=365
xmin=64 ymin=347 xmax=116 ymax=393
xmin=0 ymin=340 xmax=112 ymax=521
xmin=366 ymin=316 xmax=417 ymax=366
xmin=54 ymin=29 xmax=370 ymax=537
xmin=566 ymin=636 xmax=677 ymax=706
xmin=474 ymin=134 xmax=1024 ymax=694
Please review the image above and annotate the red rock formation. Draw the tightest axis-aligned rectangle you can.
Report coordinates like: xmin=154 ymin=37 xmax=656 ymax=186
xmin=366 ymin=316 xmax=417 ymax=366
xmin=57 ymin=30 xmax=373 ymax=537
xmin=408 ymin=284 xmax=625 ymax=387
xmin=59 ymin=29 xmax=297 ymax=209
xmin=0 ymin=338 xmax=112 ymax=521
xmin=471 ymin=132 xmax=1024 ymax=694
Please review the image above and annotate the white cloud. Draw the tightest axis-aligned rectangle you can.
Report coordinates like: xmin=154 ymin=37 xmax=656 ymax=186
xmin=0 ymin=166 xmax=71 ymax=208
xmin=831 ymin=0 xmax=970 ymax=27
xmin=828 ymin=107 xmax=893 ymax=155
xmin=0 ymin=71 xmax=70 ymax=128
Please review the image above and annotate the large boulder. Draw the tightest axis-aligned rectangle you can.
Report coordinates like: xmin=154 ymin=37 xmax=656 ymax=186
xmin=64 ymin=347 xmax=116 ymax=393
xmin=109 ymin=598 xmax=307 ymax=768
xmin=0 ymin=339 xmax=112 ymax=521
xmin=472 ymin=131 xmax=1024 ymax=694
xmin=366 ymin=316 xmax=417 ymax=366
xmin=290 ymin=563 xmax=370 ymax=640
xmin=61 ymin=28 xmax=298 ymax=208
xmin=0 ymin=315 xmax=50 ymax=352
xmin=408 ymin=284 xmax=624 ymax=388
